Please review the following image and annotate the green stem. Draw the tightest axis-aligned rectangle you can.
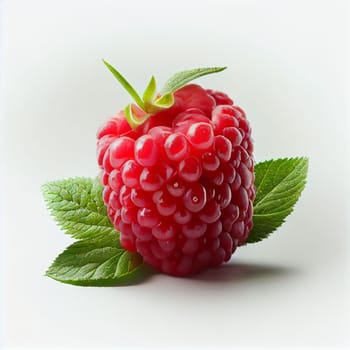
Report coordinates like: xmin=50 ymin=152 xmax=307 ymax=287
xmin=102 ymin=59 xmax=145 ymax=109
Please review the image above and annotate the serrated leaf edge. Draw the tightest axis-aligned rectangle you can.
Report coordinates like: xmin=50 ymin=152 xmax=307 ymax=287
xmin=45 ymin=236 xmax=144 ymax=286
xmin=247 ymin=157 xmax=309 ymax=243
xmin=254 ymin=157 xmax=308 ymax=210
xmin=42 ymin=177 xmax=115 ymax=239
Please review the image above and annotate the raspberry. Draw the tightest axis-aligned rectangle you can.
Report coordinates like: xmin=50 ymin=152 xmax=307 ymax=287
xmin=97 ymin=64 xmax=255 ymax=276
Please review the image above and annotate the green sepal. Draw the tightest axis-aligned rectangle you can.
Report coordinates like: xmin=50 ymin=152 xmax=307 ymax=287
xmin=124 ymin=104 xmax=150 ymax=129
xmin=102 ymin=59 xmax=144 ymax=109
xmin=103 ymin=61 xmax=228 ymax=129
xmin=142 ymin=76 xmax=157 ymax=103
xmin=153 ymin=92 xmax=174 ymax=108
xmin=161 ymin=66 xmax=227 ymax=94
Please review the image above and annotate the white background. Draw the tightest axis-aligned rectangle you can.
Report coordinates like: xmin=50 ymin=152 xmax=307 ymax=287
xmin=1 ymin=0 xmax=350 ymax=349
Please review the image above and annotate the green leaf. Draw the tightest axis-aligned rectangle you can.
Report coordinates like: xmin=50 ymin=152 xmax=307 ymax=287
xmin=248 ymin=157 xmax=309 ymax=243
xmin=161 ymin=66 xmax=227 ymax=94
xmin=46 ymin=233 xmax=144 ymax=286
xmin=42 ymin=177 xmax=116 ymax=239
xmin=102 ymin=59 xmax=145 ymax=109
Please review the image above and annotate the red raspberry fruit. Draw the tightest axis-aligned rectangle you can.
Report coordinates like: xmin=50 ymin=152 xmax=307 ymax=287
xmin=97 ymin=63 xmax=255 ymax=276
